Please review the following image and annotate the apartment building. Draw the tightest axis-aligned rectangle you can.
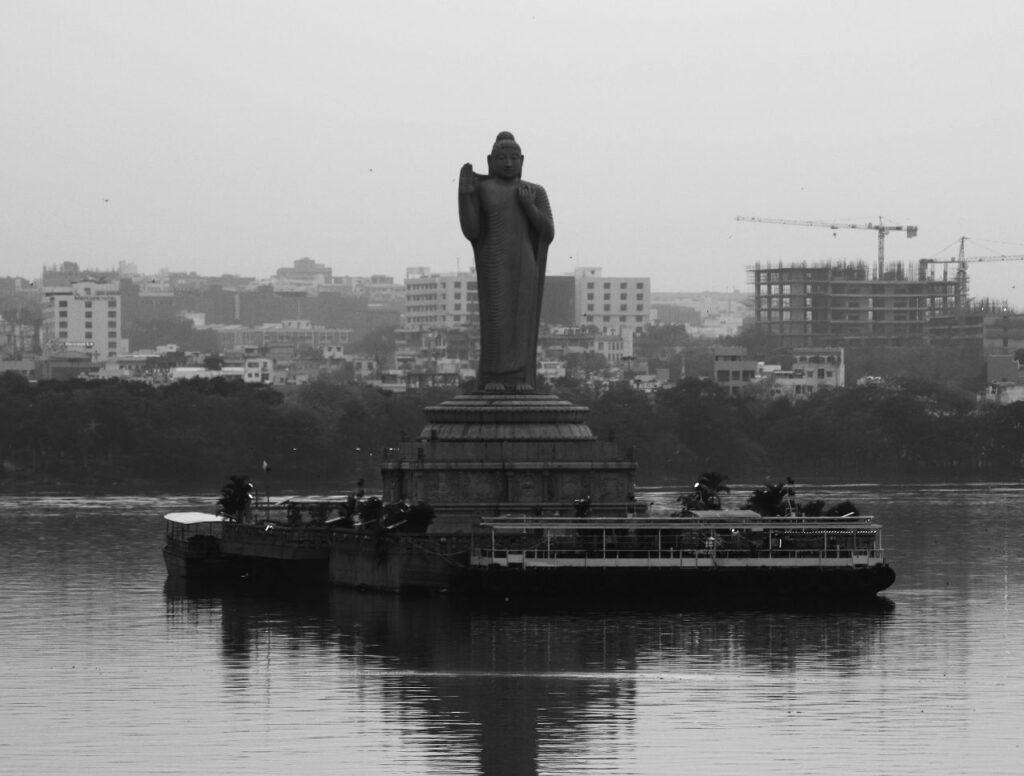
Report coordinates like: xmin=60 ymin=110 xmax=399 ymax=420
xmin=402 ymin=268 xmax=479 ymax=330
xmin=539 ymin=326 xmax=634 ymax=365
xmin=713 ymin=345 xmax=845 ymax=399
xmin=208 ymin=320 xmax=351 ymax=356
xmin=42 ymin=277 xmax=128 ymax=361
xmin=712 ymin=345 xmax=760 ymax=396
xmin=573 ymin=267 xmax=651 ymax=333
xmin=243 ymin=357 xmax=274 ymax=384
xmin=767 ymin=348 xmax=845 ymax=399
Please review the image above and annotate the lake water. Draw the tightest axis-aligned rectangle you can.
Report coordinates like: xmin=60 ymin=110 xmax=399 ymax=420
xmin=1 ymin=484 xmax=1022 ymax=775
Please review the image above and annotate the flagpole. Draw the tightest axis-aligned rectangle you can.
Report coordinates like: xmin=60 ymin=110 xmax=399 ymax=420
xmin=262 ymin=460 xmax=271 ymax=522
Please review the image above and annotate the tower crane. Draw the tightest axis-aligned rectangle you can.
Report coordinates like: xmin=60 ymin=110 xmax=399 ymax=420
xmin=735 ymin=216 xmax=918 ymax=277
xmin=918 ymin=236 xmax=1024 ymax=309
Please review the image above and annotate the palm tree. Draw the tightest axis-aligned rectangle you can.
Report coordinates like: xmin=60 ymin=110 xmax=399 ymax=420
xmin=217 ymin=474 xmax=254 ymax=521
xmin=743 ymin=480 xmax=791 ymax=516
xmin=680 ymin=471 xmax=730 ymax=511
xmin=696 ymin=471 xmax=730 ymax=508
xmin=743 ymin=480 xmax=858 ymax=517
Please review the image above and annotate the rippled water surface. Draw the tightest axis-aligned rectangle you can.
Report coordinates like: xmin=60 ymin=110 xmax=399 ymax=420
xmin=1 ymin=485 xmax=1023 ymax=775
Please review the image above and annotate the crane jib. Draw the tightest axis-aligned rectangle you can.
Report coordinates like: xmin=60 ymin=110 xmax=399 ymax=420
xmin=735 ymin=215 xmax=918 ymax=276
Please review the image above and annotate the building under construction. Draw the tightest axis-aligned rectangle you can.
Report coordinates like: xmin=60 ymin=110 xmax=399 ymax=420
xmin=750 ymin=260 xmax=965 ymax=347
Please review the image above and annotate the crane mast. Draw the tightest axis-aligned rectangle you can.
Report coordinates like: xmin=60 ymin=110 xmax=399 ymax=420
xmin=736 ymin=216 xmax=918 ymax=277
xmin=917 ymin=236 xmax=1024 ymax=309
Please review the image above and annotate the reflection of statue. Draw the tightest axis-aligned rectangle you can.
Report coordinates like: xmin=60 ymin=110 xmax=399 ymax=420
xmin=459 ymin=132 xmax=555 ymax=392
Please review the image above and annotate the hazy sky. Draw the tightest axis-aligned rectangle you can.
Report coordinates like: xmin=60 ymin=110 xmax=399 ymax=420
xmin=4 ymin=1 xmax=1024 ymax=307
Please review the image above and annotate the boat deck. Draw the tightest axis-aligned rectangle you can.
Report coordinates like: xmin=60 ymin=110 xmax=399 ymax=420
xmin=472 ymin=511 xmax=888 ymax=570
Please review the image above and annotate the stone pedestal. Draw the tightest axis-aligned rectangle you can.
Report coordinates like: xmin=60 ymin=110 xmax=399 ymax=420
xmin=380 ymin=392 xmax=637 ymax=529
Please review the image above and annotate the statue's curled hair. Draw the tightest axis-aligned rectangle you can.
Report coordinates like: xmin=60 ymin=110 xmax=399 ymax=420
xmin=492 ymin=131 xmax=520 ymax=153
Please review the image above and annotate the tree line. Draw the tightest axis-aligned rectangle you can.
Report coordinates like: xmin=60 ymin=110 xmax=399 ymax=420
xmin=558 ymin=376 xmax=1023 ymax=483
xmin=0 ymin=372 xmax=443 ymax=493
xmin=0 ymin=371 xmax=1021 ymax=494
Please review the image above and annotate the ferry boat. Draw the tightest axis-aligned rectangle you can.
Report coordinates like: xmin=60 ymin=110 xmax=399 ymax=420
xmin=162 ymin=511 xmax=232 ymax=579
xmin=166 ymin=486 xmax=895 ymax=603
xmin=326 ymin=508 xmax=894 ymax=602
xmin=162 ymin=508 xmax=337 ymax=583
xmin=163 ymin=494 xmax=417 ymax=583
xmin=462 ymin=510 xmax=895 ymax=601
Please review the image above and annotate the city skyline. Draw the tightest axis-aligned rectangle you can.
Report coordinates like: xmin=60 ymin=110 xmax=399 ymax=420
xmin=5 ymin=2 xmax=1024 ymax=307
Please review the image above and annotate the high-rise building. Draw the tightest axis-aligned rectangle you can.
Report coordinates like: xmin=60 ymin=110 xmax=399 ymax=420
xmin=42 ymin=277 xmax=127 ymax=361
xmin=573 ymin=267 xmax=651 ymax=333
xmin=402 ymin=267 xmax=479 ymax=330
xmin=751 ymin=261 xmax=962 ymax=347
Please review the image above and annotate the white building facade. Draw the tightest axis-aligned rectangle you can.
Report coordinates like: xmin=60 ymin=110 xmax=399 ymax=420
xmin=574 ymin=267 xmax=651 ymax=333
xmin=42 ymin=278 xmax=128 ymax=361
xmin=402 ymin=268 xmax=479 ymax=330
xmin=766 ymin=348 xmax=846 ymax=399
xmin=243 ymin=357 xmax=274 ymax=384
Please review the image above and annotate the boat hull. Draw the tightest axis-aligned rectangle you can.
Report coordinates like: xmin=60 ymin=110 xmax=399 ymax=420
xmin=327 ymin=531 xmax=895 ymax=602
xmin=217 ymin=523 xmax=332 ymax=583
xmin=461 ymin=563 xmax=896 ymax=603
xmin=162 ymin=541 xmax=240 ymax=580
xmin=329 ymin=530 xmax=471 ymax=593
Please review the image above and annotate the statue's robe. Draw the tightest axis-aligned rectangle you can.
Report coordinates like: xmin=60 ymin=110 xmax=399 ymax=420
xmin=460 ymin=176 xmax=554 ymax=390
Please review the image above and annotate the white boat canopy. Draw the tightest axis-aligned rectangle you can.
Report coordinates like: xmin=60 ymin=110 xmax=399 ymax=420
xmin=164 ymin=512 xmax=226 ymax=525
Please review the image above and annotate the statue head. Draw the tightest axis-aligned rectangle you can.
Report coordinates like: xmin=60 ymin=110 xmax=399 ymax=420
xmin=487 ymin=131 xmax=523 ymax=180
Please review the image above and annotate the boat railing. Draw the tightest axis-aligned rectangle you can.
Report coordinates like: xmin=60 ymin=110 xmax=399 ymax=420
xmin=165 ymin=521 xmax=224 ymax=541
xmin=473 ymin=513 xmax=886 ymax=567
xmin=474 ymin=545 xmax=885 ymax=563
xmin=221 ymin=521 xmax=335 ymax=549
xmin=481 ymin=513 xmax=878 ymax=529
xmin=163 ymin=513 xmax=225 ymax=541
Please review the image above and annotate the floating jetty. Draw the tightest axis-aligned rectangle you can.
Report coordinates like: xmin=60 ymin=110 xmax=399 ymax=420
xmin=164 ymin=504 xmax=895 ymax=603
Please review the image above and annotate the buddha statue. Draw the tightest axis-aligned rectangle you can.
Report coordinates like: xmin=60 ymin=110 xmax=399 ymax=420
xmin=458 ymin=132 xmax=555 ymax=392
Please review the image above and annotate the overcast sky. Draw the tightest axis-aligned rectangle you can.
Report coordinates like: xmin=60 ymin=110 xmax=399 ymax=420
xmin=4 ymin=1 xmax=1024 ymax=307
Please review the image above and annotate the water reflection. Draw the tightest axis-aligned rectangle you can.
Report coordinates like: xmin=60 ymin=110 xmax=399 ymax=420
xmin=165 ymin=580 xmax=893 ymax=775
xmin=6 ymin=490 xmax=1021 ymax=773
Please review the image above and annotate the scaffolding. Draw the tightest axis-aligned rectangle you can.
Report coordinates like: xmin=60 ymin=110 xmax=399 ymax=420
xmin=749 ymin=260 xmax=962 ymax=347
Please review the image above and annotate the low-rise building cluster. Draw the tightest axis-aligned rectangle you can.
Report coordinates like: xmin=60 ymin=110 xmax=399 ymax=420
xmin=713 ymin=345 xmax=846 ymax=399
xmin=0 ymin=260 xmax=669 ymax=392
xmin=3 ymin=256 xmax=1023 ymax=404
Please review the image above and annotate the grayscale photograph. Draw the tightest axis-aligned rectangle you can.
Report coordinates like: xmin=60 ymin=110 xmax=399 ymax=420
xmin=2 ymin=2 xmax=1023 ymax=774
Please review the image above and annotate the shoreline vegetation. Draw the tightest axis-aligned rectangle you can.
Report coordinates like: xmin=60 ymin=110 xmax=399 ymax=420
xmin=1 ymin=372 xmax=1022 ymax=495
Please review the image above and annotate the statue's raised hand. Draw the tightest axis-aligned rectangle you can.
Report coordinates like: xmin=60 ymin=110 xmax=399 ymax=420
xmin=517 ymin=182 xmax=534 ymax=207
xmin=459 ymin=163 xmax=477 ymax=194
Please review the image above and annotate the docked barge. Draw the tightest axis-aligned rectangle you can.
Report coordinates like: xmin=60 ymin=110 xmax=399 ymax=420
xmin=461 ymin=510 xmax=895 ymax=601
xmin=326 ymin=508 xmax=894 ymax=602
xmin=166 ymin=502 xmax=895 ymax=602
xmin=162 ymin=512 xmax=234 ymax=579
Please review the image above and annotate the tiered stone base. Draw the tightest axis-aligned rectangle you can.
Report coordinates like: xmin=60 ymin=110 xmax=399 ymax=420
xmin=380 ymin=392 xmax=637 ymax=529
